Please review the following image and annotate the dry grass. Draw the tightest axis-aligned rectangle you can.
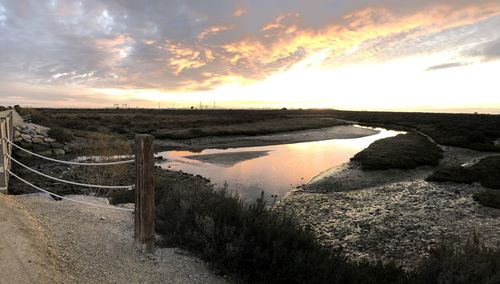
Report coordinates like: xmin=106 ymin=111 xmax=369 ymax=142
xmin=76 ymin=135 xmax=133 ymax=196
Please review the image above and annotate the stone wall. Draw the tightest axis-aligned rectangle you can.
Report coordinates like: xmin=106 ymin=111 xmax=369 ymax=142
xmin=13 ymin=124 xmax=71 ymax=157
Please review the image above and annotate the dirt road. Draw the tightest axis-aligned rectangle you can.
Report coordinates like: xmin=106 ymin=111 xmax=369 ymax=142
xmin=0 ymin=194 xmax=62 ymax=284
xmin=15 ymin=194 xmax=229 ymax=284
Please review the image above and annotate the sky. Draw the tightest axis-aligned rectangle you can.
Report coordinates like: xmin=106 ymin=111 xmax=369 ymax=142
xmin=0 ymin=0 xmax=499 ymax=112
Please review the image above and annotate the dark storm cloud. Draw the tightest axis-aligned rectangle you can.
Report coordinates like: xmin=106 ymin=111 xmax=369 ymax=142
xmin=0 ymin=0 xmax=499 ymax=103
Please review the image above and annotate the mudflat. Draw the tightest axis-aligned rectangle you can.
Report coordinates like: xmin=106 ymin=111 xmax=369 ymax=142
xmin=281 ymin=145 xmax=500 ymax=269
xmin=185 ymin=150 xmax=270 ymax=166
xmin=157 ymin=125 xmax=380 ymax=151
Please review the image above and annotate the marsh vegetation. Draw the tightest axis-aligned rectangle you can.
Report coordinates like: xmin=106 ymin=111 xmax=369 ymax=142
xmin=351 ymin=133 xmax=443 ymax=170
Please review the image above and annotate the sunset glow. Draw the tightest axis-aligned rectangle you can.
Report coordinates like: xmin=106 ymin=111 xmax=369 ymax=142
xmin=0 ymin=1 xmax=499 ymax=112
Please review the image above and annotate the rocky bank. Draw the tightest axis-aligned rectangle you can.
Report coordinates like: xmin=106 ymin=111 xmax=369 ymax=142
xmin=13 ymin=124 xmax=71 ymax=158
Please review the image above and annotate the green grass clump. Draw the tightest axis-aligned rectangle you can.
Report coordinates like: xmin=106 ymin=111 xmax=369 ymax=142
xmin=351 ymin=133 xmax=443 ymax=170
xmin=427 ymin=156 xmax=500 ymax=190
xmin=473 ymin=191 xmax=500 ymax=209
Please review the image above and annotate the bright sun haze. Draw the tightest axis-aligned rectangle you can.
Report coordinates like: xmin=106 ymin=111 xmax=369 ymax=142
xmin=0 ymin=0 xmax=499 ymax=112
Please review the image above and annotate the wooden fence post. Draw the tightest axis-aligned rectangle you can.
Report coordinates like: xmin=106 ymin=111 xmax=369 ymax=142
xmin=134 ymin=134 xmax=155 ymax=253
xmin=0 ymin=117 xmax=7 ymax=194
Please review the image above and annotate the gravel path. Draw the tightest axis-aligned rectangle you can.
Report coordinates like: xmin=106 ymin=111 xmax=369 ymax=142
xmin=15 ymin=194 xmax=229 ymax=284
xmin=0 ymin=194 xmax=62 ymax=284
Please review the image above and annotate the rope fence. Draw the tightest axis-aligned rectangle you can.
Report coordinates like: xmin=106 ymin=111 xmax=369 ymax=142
xmin=6 ymin=139 xmax=135 ymax=166
xmin=1 ymin=113 xmax=155 ymax=250
xmin=2 ymin=136 xmax=135 ymax=211
xmin=8 ymin=153 xmax=134 ymax=190
xmin=7 ymin=169 xmax=134 ymax=212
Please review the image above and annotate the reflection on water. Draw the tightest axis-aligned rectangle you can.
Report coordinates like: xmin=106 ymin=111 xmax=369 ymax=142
xmin=159 ymin=127 xmax=402 ymax=201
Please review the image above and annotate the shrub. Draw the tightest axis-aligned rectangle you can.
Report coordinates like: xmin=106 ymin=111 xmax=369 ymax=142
xmin=109 ymin=188 xmax=135 ymax=205
xmin=14 ymin=105 xmax=30 ymax=116
xmin=409 ymin=235 xmax=500 ymax=284
xmin=351 ymin=133 xmax=443 ymax=170
xmin=332 ymin=110 xmax=500 ymax=151
xmin=473 ymin=191 xmax=500 ymax=209
xmin=109 ymin=169 xmax=500 ymax=283
xmin=427 ymin=156 xmax=500 ymax=190
xmin=426 ymin=167 xmax=479 ymax=184
xmin=153 ymin=172 xmax=407 ymax=283
xmin=111 ymin=125 xmax=129 ymax=134
xmin=47 ymin=127 xmax=74 ymax=143
xmin=30 ymin=109 xmax=52 ymax=125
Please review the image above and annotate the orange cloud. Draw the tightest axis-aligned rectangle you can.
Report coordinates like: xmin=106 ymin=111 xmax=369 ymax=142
xmin=222 ymin=3 xmax=500 ymax=78
xmin=165 ymin=40 xmax=215 ymax=75
xmin=95 ymin=34 xmax=134 ymax=64
xmin=261 ymin=13 xmax=299 ymax=32
xmin=233 ymin=9 xmax=245 ymax=17
xmin=197 ymin=25 xmax=233 ymax=40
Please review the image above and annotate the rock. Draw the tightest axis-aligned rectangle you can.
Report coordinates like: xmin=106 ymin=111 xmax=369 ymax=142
xmin=20 ymin=141 xmax=32 ymax=149
xmin=38 ymin=150 xmax=53 ymax=156
xmin=44 ymin=138 xmax=56 ymax=143
xmin=32 ymin=137 xmax=45 ymax=144
xmin=33 ymin=144 xmax=50 ymax=153
xmin=14 ymin=130 xmax=21 ymax=139
xmin=51 ymin=142 xmax=65 ymax=149
xmin=33 ymin=134 xmax=45 ymax=140
xmin=20 ymin=133 xmax=32 ymax=141
xmin=63 ymin=146 xmax=72 ymax=153
xmin=14 ymin=137 xmax=22 ymax=143
xmin=52 ymin=149 xmax=66 ymax=156
xmin=25 ymin=128 xmax=37 ymax=135
xmin=14 ymin=149 xmax=31 ymax=158
xmin=39 ymin=129 xmax=49 ymax=137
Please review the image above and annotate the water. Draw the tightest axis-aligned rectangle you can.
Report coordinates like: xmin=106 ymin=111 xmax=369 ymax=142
xmin=159 ymin=127 xmax=402 ymax=201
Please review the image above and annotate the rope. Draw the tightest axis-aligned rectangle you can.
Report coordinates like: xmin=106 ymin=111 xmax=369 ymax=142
xmin=8 ymin=169 xmax=134 ymax=212
xmin=7 ymin=153 xmax=134 ymax=190
xmin=6 ymin=139 xmax=135 ymax=166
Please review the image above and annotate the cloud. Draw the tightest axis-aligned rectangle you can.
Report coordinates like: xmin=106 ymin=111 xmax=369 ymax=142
xmin=219 ymin=4 xmax=500 ymax=82
xmin=466 ymin=38 xmax=500 ymax=61
xmin=197 ymin=25 xmax=233 ymax=40
xmin=0 ymin=0 xmax=499 ymax=98
xmin=233 ymin=9 xmax=245 ymax=17
xmin=426 ymin=62 xmax=468 ymax=71
xmin=483 ymin=39 xmax=500 ymax=59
